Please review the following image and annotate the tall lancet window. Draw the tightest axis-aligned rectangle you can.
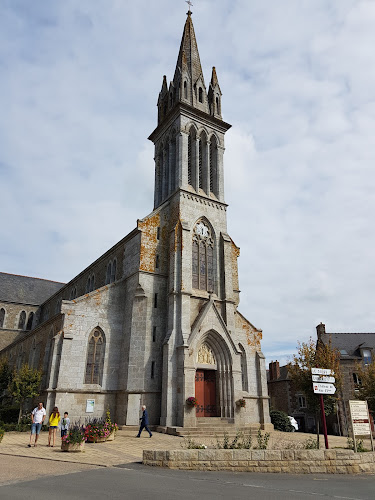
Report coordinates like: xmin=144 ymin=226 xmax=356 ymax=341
xmin=188 ymin=127 xmax=196 ymax=187
xmin=192 ymin=220 xmax=214 ymax=291
xmin=198 ymin=139 xmax=203 ymax=189
xmin=209 ymin=135 xmax=218 ymax=196
xmin=85 ymin=328 xmax=105 ymax=385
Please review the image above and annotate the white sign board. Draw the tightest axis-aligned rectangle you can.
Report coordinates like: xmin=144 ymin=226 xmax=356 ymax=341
xmin=312 ymin=375 xmax=336 ymax=383
xmin=349 ymin=400 xmax=371 ymax=436
xmin=311 ymin=368 xmax=334 ymax=376
xmin=312 ymin=382 xmax=336 ymax=394
xmin=86 ymin=399 xmax=95 ymax=413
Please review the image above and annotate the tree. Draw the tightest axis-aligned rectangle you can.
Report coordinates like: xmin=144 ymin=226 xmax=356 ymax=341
xmin=9 ymin=364 xmax=42 ymax=424
xmin=0 ymin=360 xmax=12 ymax=396
xmin=288 ymin=337 xmax=342 ymax=441
xmin=355 ymin=360 xmax=375 ymax=414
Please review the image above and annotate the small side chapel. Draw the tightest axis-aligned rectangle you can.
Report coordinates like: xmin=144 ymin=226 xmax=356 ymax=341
xmin=0 ymin=12 xmax=271 ymax=432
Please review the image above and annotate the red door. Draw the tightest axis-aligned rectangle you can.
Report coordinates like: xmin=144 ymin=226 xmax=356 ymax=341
xmin=195 ymin=370 xmax=217 ymax=417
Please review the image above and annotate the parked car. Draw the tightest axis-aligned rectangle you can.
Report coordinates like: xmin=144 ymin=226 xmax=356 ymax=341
xmin=288 ymin=416 xmax=298 ymax=431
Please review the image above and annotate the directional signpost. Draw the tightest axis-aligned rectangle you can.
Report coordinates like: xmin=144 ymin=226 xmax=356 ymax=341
xmin=311 ymin=368 xmax=336 ymax=449
xmin=349 ymin=400 xmax=374 ymax=452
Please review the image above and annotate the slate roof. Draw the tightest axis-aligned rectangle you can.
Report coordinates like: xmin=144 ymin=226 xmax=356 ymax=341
xmin=0 ymin=272 xmax=65 ymax=306
xmin=325 ymin=332 xmax=375 ymax=358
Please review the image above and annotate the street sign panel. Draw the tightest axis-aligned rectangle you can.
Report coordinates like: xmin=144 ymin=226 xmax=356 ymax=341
xmin=349 ymin=400 xmax=371 ymax=436
xmin=312 ymin=375 xmax=335 ymax=383
xmin=312 ymin=382 xmax=336 ymax=394
xmin=311 ymin=368 xmax=334 ymax=376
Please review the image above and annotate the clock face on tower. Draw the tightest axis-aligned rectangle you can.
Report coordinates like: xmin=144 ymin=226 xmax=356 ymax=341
xmin=194 ymin=221 xmax=209 ymax=238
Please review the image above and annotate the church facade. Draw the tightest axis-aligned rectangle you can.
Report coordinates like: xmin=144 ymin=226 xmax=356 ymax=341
xmin=0 ymin=13 xmax=271 ymax=431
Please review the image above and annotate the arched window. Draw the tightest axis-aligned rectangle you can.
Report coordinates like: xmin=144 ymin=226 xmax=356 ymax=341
xmin=111 ymin=260 xmax=117 ymax=283
xmin=198 ymin=133 xmax=207 ymax=192
xmin=198 ymin=139 xmax=203 ymax=189
xmin=0 ymin=308 xmax=5 ymax=328
xmin=199 ymin=87 xmax=203 ymax=103
xmin=188 ymin=131 xmax=193 ymax=186
xmin=239 ymin=344 xmax=249 ymax=392
xmin=85 ymin=329 xmax=106 ymax=385
xmin=26 ymin=312 xmax=34 ymax=331
xmin=106 ymin=262 xmax=112 ymax=285
xmin=18 ymin=311 xmax=26 ymax=330
xmin=184 ymin=81 xmax=187 ymax=99
xmin=192 ymin=220 xmax=214 ymax=291
xmin=209 ymin=135 xmax=218 ymax=196
xmin=216 ymin=96 xmax=220 ymax=114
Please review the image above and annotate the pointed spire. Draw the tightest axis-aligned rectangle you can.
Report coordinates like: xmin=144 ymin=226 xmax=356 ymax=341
xmin=211 ymin=67 xmax=219 ymax=87
xmin=174 ymin=11 xmax=205 ymax=87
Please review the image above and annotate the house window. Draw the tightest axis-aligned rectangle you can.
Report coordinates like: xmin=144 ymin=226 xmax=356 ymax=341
xmin=26 ymin=312 xmax=34 ymax=331
xmin=362 ymin=349 xmax=372 ymax=365
xmin=192 ymin=220 xmax=214 ymax=291
xmin=0 ymin=308 xmax=5 ymax=328
xmin=85 ymin=329 xmax=105 ymax=385
xmin=298 ymin=395 xmax=307 ymax=409
xmin=18 ymin=311 xmax=26 ymax=330
xmin=353 ymin=373 xmax=362 ymax=388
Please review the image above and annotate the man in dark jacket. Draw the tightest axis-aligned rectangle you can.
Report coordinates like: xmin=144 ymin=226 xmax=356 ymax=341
xmin=136 ymin=405 xmax=152 ymax=438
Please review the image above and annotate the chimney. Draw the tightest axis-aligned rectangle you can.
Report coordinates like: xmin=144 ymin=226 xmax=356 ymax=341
xmin=316 ymin=322 xmax=326 ymax=341
xmin=268 ymin=360 xmax=280 ymax=381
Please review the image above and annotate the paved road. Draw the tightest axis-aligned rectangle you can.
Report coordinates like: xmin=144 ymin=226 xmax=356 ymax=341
xmin=0 ymin=462 xmax=374 ymax=500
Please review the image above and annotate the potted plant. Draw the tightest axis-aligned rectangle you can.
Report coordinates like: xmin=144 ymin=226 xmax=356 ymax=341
xmin=61 ymin=425 xmax=86 ymax=452
xmin=85 ymin=419 xmax=111 ymax=443
xmin=236 ymin=398 xmax=246 ymax=408
xmin=186 ymin=397 xmax=198 ymax=408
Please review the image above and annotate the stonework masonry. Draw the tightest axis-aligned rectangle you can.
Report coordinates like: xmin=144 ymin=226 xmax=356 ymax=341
xmin=143 ymin=449 xmax=375 ymax=474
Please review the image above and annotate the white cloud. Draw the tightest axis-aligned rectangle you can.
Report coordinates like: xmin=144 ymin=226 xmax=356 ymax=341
xmin=1 ymin=0 xmax=374 ymax=365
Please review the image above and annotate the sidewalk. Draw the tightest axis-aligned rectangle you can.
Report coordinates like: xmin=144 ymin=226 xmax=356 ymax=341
xmin=0 ymin=428 xmax=184 ymax=467
xmin=0 ymin=428 xmax=370 ymax=468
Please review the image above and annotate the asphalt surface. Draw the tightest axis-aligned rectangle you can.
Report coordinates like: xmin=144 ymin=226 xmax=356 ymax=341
xmin=0 ymin=461 xmax=374 ymax=500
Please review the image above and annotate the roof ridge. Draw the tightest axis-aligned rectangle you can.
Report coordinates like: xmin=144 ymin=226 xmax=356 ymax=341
xmin=0 ymin=272 xmax=65 ymax=285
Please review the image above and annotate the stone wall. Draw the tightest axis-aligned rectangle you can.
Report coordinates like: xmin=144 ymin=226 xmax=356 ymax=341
xmin=143 ymin=448 xmax=375 ymax=474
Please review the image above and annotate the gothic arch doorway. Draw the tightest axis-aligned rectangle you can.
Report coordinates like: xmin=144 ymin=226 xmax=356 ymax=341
xmin=194 ymin=331 xmax=233 ymax=418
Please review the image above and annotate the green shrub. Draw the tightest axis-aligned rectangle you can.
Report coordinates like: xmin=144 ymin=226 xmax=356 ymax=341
xmin=270 ymin=410 xmax=294 ymax=432
xmin=254 ymin=429 xmax=270 ymax=450
xmin=304 ymin=437 xmax=319 ymax=449
xmin=215 ymin=431 xmax=252 ymax=449
xmin=0 ymin=406 xmax=20 ymax=424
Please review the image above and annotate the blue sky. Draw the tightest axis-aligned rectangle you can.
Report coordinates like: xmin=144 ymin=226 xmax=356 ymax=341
xmin=1 ymin=0 xmax=375 ymax=366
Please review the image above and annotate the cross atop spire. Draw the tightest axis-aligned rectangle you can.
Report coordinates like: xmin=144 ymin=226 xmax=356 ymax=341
xmin=185 ymin=0 xmax=193 ymax=14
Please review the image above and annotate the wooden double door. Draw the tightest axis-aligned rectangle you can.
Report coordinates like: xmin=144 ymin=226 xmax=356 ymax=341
xmin=195 ymin=369 xmax=218 ymax=417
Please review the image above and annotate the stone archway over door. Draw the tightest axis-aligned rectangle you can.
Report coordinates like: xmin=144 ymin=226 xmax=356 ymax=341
xmin=195 ymin=331 xmax=234 ymax=419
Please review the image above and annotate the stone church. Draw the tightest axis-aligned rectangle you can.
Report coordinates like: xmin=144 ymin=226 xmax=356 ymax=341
xmin=0 ymin=12 xmax=271 ymax=432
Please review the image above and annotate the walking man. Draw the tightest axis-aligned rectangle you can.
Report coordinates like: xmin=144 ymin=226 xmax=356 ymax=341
xmin=28 ymin=402 xmax=46 ymax=447
xmin=136 ymin=405 xmax=152 ymax=438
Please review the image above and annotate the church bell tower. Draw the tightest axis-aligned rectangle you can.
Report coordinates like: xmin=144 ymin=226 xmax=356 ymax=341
xmin=144 ymin=10 xmax=270 ymax=431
